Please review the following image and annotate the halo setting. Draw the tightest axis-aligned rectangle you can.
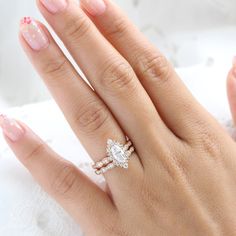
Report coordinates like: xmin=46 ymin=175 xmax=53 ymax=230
xmin=93 ymin=138 xmax=135 ymax=175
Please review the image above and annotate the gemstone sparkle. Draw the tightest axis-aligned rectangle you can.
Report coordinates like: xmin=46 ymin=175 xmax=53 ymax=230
xmin=110 ymin=144 xmax=126 ymax=163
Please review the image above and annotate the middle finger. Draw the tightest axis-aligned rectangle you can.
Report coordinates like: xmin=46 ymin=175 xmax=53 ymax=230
xmin=19 ymin=19 xmax=142 ymax=195
xmin=38 ymin=0 xmax=174 ymax=159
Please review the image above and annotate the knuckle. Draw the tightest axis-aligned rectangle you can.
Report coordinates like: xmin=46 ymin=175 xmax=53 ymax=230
xmin=106 ymin=18 xmax=129 ymax=39
xmin=138 ymin=52 xmax=171 ymax=83
xmin=100 ymin=60 xmax=136 ymax=95
xmin=23 ymin=142 xmax=46 ymax=163
xmin=52 ymin=162 xmax=78 ymax=196
xmin=64 ymin=15 xmax=91 ymax=40
xmin=42 ymin=57 xmax=68 ymax=77
xmin=198 ymin=129 xmax=221 ymax=158
xmin=191 ymin=120 xmax=222 ymax=158
xmin=76 ymin=101 xmax=109 ymax=134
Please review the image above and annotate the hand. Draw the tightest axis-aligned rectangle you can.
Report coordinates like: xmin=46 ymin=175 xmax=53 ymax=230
xmin=1 ymin=0 xmax=236 ymax=235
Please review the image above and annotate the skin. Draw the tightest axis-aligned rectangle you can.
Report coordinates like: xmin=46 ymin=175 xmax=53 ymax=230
xmin=4 ymin=0 xmax=236 ymax=235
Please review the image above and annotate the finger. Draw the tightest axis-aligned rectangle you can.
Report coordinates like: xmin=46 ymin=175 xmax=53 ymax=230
xmin=19 ymin=18 xmax=143 ymax=194
xmin=81 ymin=0 xmax=214 ymax=140
xmin=0 ymin=115 xmax=116 ymax=233
xmin=227 ymin=58 xmax=236 ymax=124
xmin=37 ymin=0 xmax=173 ymax=156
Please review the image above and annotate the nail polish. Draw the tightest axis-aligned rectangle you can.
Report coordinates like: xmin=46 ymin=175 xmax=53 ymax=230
xmin=40 ymin=0 xmax=67 ymax=14
xmin=0 ymin=115 xmax=25 ymax=142
xmin=80 ymin=0 xmax=106 ymax=16
xmin=20 ymin=17 xmax=49 ymax=51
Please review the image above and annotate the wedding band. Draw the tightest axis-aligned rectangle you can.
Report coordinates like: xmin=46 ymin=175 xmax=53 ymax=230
xmin=92 ymin=138 xmax=135 ymax=175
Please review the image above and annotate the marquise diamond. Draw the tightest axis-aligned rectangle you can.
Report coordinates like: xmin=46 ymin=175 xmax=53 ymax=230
xmin=93 ymin=138 xmax=134 ymax=174
xmin=110 ymin=145 xmax=126 ymax=163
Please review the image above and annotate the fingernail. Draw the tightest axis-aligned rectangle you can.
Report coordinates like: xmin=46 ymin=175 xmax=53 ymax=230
xmin=0 ymin=115 xmax=25 ymax=142
xmin=81 ymin=0 xmax=106 ymax=16
xmin=20 ymin=17 xmax=49 ymax=51
xmin=40 ymin=0 xmax=67 ymax=14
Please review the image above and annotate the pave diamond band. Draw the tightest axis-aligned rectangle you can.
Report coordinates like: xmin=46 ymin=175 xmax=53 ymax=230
xmin=92 ymin=138 xmax=135 ymax=175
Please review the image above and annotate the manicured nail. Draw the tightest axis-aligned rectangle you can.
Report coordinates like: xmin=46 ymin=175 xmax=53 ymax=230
xmin=0 ymin=115 xmax=25 ymax=142
xmin=20 ymin=17 xmax=49 ymax=51
xmin=40 ymin=0 xmax=67 ymax=14
xmin=81 ymin=0 xmax=106 ymax=16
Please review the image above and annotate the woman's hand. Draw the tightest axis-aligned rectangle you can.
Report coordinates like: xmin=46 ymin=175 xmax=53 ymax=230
xmin=1 ymin=0 xmax=236 ymax=235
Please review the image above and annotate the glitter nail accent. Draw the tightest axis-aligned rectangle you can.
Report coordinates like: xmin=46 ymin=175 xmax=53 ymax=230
xmin=20 ymin=17 xmax=49 ymax=51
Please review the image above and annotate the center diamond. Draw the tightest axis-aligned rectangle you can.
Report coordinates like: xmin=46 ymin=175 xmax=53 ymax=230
xmin=110 ymin=144 xmax=126 ymax=163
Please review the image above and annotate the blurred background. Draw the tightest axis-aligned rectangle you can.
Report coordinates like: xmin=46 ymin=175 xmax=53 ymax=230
xmin=0 ymin=0 xmax=235 ymax=108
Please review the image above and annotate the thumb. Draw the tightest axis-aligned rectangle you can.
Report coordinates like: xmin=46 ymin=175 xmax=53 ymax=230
xmin=227 ymin=57 xmax=236 ymax=125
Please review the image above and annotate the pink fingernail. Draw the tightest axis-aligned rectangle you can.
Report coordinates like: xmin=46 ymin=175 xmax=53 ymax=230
xmin=20 ymin=17 xmax=49 ymax=51
xmin=40 ymin=0 xmax=67 ymax=14
xmin=81 ymin=0 xmax=106 ymax=16
xmin=0 ymin=115 xmax=25 ymax=142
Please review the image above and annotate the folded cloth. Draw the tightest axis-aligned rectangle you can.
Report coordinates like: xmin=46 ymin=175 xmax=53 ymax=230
xmin=0 ymin=65 xmax=235 ymax=236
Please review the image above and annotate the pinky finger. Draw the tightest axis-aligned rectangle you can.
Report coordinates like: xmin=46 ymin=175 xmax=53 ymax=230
xmin=227 ymin=58 xmax=236 ymax=125
xmin=0 ymin=115 xmax=116 ymax=234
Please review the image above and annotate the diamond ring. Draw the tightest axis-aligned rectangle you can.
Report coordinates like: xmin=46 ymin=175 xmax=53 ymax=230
xmin=92 ymin=138 xmax=135 ymax=175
